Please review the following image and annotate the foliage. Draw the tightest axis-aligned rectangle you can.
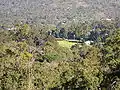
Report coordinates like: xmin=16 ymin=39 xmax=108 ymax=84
xmin=42 ymin=38 xmax=74 ymax=62
xmin=33 ymin=46 xmax=103 ymax=90
xmin=103 ymin=29 xmax=120 ymax=69
xmin=0 ymin=21 xmax=120 ymax=90
xmin=0 ymin=0 xmax=120 ymax=25
xmin=101 ymin=29 xmax=120 ymax=89
xmin=0 ymin=41 xmax=34 ymax=90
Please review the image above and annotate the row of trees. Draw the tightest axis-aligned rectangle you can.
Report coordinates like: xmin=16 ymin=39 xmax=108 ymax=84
xmin=48 ymin=20 xmax=119 ymax=44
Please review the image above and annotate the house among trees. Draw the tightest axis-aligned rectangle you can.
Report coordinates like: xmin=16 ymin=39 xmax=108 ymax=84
xmin=47 ymin=23 xmax=110 ymax=45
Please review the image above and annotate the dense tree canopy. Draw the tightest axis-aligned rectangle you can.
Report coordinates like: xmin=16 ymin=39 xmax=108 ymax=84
xmin=0 ymin=21 xmax=120 ymax=90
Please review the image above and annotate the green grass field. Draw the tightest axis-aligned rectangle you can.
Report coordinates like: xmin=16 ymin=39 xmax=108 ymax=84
xmin=57 ymin=40 xmax=77 ymax=48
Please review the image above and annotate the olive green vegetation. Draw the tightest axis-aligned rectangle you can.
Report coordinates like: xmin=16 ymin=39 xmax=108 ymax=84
xmin=101 ymin=29 xmax=120 ymax=89
xmin=42 ymin=38 xmax=74 ymax=62
xmin=0 ymin=20 xmax=120 ymax=90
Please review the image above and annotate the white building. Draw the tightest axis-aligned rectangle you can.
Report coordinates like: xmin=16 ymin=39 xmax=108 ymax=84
xmin=85 ymin=41 xmax=94 ymax=46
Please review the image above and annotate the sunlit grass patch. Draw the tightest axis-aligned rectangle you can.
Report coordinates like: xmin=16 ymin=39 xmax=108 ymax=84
xmin=57 ymin=40 xmax=77 ymax=48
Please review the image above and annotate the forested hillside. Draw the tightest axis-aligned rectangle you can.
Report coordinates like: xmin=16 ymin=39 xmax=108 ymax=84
xmin=0 ymin=19 xmax=120 ymax=89
xmin=0 ymin=0 xmax=120 ymax=25
xmin=0 ymin=0 xmax=120 ymax=89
